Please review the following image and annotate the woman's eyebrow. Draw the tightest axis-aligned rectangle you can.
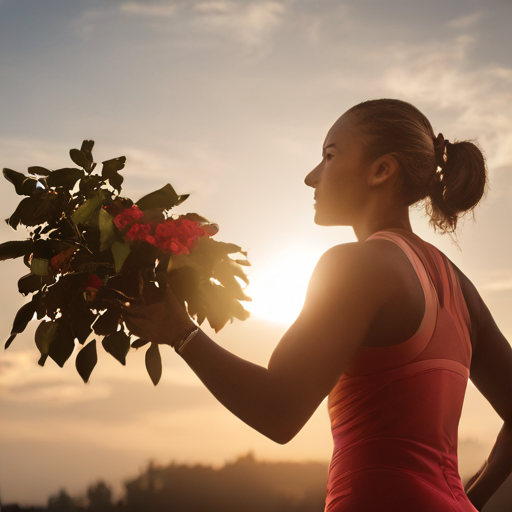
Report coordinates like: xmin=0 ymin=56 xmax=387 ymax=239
xmin=322 ymin=143 xmax=338 ymax=154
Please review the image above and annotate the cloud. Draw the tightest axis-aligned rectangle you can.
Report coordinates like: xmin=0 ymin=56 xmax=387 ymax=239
xmin=120 ymin=2 xmax=179 ymax=18
xmin=381 ymin=36 xmax=512 ymax=171
xmin=192 ymin=1 xmax=285 ymax=46
xmin=448 ymin=12 xmax=483 ymax=29
xmin=75 ymin=1 xmax=285 ymax=48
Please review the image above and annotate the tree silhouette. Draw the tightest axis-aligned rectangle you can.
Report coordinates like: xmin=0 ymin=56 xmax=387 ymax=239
xmin=86 ymin=481 xmax=112 ymax=512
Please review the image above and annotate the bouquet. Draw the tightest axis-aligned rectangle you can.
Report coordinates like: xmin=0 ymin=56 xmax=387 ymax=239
xmin=1 ymin=141 xmax=250 ymax=385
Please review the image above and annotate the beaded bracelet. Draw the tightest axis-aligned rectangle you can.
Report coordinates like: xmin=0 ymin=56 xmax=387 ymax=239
xmin=174 ymin=327 xmax=200 ymax=355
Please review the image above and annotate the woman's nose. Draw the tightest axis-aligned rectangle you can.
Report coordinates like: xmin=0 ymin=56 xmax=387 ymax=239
xmin=305 ymin=165 xmax=320 ymax=188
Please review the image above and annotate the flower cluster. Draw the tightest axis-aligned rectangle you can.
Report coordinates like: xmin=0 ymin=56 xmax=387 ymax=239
xmin=113 ymin=205 xmax=217 ymax=256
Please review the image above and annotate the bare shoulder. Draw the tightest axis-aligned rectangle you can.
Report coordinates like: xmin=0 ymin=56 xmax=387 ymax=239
xmin=306 ymin=240 xmax=400 ymax=312
xmin=445 ymin=258 xmax=482 ymax=351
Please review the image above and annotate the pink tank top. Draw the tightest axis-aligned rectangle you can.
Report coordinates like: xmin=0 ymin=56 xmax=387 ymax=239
xmin=325 ymin=228 xmax=477 ymax=511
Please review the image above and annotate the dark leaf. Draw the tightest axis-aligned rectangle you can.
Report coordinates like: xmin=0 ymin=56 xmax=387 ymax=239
xmin=80 ymin=140 xmax=95 ymax=164
xmin=136 ymin=183 xmax=188 ymax=211
xmin=102 ymin=156 xmax=126 ymax=175
xmin=38 ymin=354 xmax=48 ymax=366
xmin=5 ymin=334 xmax=16 ymax=350
xmin=21 ymin=178 xmax=46 ymax=196
xmin=210 ymin=283 xmax=249 ymax=322
xmin=70 ymin=149 xmax=91 ymax=171
xmin=35 ymin=320 xmax=58 ymax=357
xmin=28 ymin=166 xmax=52 ymax=177
xmin=102 ymin=329 xmax=130 ymax=365
xmin=92 ymin=307 xmax=121 ymax=336
xmin=79 ymin=175 xmax=103 ymax=195
xmin=11 ymin=293 xmax=40 ymax=335
xmin=42 ymin=272 xmax=88 ymax=318
xmin=3 ymin=168 xmax=27 ymax=195
xmin=108 ymin=172 xmax=124 ymax=194
xmin=76 ymin=339 xmax=97 ymax=383
xmin=46 ymin=168 xmax=85 ymax=189
xmin=69 ymin=303 xmax=96 ymax=344
xmin=131 ymin=338 xmax=150 ymax=349
xmin=18 ymin=273 xmax=43 ymax=295
xmin=0 ymin=240 xmax=33 ymax=261
xmin=145 ymin=342 xmax=162 ymax=386
xmin=212 ymin=258 xmax=250 ymax=301
xmin=48 ymin=318 xmax=76 ymax=367
xmin=8 ymin=193 xmax=59 ymax=228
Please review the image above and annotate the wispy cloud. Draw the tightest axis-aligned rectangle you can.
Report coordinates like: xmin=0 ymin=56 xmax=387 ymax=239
xmin=192 ymin=1 xmax=285 ymax=46
xmin=448 ymin=12 xmax=483 ymax=29
xmin=120 ymin=2 xmax=179 ymax=18
xmin=75 ymin=1 xmax=285 ymax=48
xmin=381 ymin=36 xmax=512 ymax=171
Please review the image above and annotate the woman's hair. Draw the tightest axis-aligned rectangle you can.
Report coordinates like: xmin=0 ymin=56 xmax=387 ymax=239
xmin=345 ymin=99 xmax=488 ymax=235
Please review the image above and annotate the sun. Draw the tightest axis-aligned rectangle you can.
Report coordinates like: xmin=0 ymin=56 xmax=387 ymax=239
xmin=245 ymin=244 xmax=326 ymax=326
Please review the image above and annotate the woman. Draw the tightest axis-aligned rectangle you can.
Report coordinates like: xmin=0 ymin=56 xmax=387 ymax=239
xmin=122 ymin=99 xmax=512 ymax=511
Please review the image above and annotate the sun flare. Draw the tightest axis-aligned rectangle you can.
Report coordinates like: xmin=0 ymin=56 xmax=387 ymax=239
xmin=245 ymin=244 xmax=326 ymax=325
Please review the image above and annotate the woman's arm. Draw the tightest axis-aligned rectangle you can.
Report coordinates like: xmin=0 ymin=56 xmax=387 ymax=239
xmin=455 ymin=270 xmax=512 ymax=510
xmin=123 ymin=242 xmax=389 ymax=443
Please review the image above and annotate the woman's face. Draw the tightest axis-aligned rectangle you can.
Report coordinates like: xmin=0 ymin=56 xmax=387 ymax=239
xmin=304 ymin=113 xmax=372 ymax=226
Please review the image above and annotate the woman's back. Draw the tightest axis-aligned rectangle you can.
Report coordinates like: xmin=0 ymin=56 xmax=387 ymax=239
xmin=326 ymin=228 xmax=478 ymax=511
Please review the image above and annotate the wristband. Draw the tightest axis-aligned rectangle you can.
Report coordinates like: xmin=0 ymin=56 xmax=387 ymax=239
xmin=174 ymin=327 xmax=200 ymax=355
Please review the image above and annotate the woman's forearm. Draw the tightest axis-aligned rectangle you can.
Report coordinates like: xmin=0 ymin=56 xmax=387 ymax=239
xmin=177 ymin=329 xmax=302 ymax=444
xmin=465 ymin=422 xmax=512 ymax=510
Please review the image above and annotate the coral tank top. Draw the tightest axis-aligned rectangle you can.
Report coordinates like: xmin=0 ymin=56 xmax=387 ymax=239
xmin=325 ymin=228 xmax=478 ymax=512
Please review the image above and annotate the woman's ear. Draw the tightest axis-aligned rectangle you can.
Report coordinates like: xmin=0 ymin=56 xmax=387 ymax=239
xmin=367 ymin=154 xmax=400 ymax=188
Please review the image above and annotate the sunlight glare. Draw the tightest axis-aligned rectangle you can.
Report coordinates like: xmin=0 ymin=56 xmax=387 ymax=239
xmin=246 ymin=245 xmax=324 ymax=325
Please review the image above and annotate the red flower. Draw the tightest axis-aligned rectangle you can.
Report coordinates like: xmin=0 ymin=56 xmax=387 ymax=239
xmin=153 ymin=217 xmax=207 ymax=256
xmin=114 ymin=205 xmax=145 ymax=231
xmin=125 ymin=223 xmax=153 ymax=242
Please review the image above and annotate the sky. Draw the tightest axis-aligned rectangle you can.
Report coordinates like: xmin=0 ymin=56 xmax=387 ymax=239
xmin=0 ymin=0 xmax=511 ymax=505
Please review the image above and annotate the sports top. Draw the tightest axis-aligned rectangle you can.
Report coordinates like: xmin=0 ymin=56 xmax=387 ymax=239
xmin=325 ymin=228 xmax=477 ymax=512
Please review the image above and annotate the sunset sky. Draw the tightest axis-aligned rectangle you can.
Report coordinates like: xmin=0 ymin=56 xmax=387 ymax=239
xmin=1 ymin=0 xmax=511 ymax=505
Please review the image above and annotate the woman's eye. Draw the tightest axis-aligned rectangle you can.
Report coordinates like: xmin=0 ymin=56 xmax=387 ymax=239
xmin=325 ymin=154 xmax=334 ymax=160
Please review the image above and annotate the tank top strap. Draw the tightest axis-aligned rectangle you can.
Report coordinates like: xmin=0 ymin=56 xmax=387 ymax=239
xmin=344 ymin=229 xmax=439 ymax=376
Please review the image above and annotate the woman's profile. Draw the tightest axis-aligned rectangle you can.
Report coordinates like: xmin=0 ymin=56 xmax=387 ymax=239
xmin=122 ymin=99 xmax=512 ymax=511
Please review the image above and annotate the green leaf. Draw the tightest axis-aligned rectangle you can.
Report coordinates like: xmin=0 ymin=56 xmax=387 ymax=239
xmin=136 ymin=183 xmax=188 ymax=211
xmin=28 ymin=166 xmax=52 ymax=177
xmin=99 ymin=208 xmax=116 ymax=252
xmin=11 ymin=293 xmax=40 ymax=335
xmin=31 ymin=257 xmax=49 ymax=276
xmin=71 ymin=192 xmax=105 ymax=226
xmin=0 ymin=240 xmax=33 ymax=261
xmin=3 ymin=168 xmax=27 ymax=195
xmin=70 ymin=149 xmax=91 ymax=171
xmin=5 ymin=334 xmax=16 ymax=350
xmin=92 ymin=307 xmax=121 ymax=336
xmin=131 ymin=338 xmax=150 ymax=349
xmin=76 ymin=339 xmax=97 ymax=383
xmin=145 ymin=342 xmax=162 ymax=386
xmin=111 ymin=241 xmax=131 ymax=274
xmin=35 ymin=320 xmax=59 ymax=357
xmin=102 ymin=330 xmax=130 ymax=365
xmin=46 ymin=168 xmax=85 ymax=189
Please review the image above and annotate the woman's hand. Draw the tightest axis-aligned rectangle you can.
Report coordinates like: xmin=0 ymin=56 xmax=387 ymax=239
xmin=120 ymin=282 xmax=197 ymax=347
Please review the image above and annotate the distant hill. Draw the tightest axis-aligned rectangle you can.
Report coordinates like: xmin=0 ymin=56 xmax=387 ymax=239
xmin=2 ymin=453 xmax=511 ymax=511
